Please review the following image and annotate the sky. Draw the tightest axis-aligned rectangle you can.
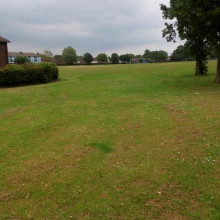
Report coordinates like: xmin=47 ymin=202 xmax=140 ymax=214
xmin=0 ymin=0 xmax=183 ymax=56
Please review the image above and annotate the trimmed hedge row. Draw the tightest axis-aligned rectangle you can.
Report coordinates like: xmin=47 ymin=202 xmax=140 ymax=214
xmin=0 ymin=63 xmax=59 ymax=86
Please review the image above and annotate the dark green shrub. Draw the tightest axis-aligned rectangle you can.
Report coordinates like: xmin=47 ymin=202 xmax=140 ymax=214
xmin=0 ymin=63 xmax=59 ymax=86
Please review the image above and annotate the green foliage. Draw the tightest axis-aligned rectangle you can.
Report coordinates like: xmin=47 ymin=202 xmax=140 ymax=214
xmin=83 ymin=53 xmax=93 ymax=65
xmin=40 ymin=54 xmax=55 ymax=62
xmin=62 ymin=46 xmax=77 ymax=65
xmin=110 ymin=53 xmax=119 ymax=64
xmin=171 ymin=45 xmax=190 ymax=61
xmin=160 ymin=0 xmax=209 ymax=75
xmin=209 ymin=48 xmax=218 ymax=59
xmin=0 ymin=63 xmax=58 ymax=86
xmin=150 ymin=50 xmax=168 ymax=62
xmin=143 ymin=49 xmax=168 ymax=62
xmin=143 ymin=49 xmax=151 ymax=59
xmin=119 ymin=54 xmax=135 ymax=63
xmin=97 ymin=53 xmax=108 ymax=63
xmin=54 ymin=55 xmax=62 ymax=59
xmin=14 ymin=56 xmax=28 ymax=64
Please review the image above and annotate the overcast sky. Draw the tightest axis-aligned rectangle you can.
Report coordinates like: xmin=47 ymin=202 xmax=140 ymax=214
xmin=0 ymin=0 xmax=183 ymax=56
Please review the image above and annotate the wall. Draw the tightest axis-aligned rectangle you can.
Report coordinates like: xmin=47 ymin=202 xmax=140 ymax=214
xmin=0 ymin=43 xmax=8 ymax=68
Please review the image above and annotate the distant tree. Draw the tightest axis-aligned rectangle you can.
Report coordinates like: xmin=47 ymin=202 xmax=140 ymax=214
xmin=110 ymin=53 xmax=119 ymax=64
xmin=97 ymin=53 xmax=108 ymax=63
xmin=135 ymin=55 xmax=143 ymax=59
xmin=77 ymin=55 xmax=83 ymax=60
xmin=127 ymin=54 xmax=135 ymax=59
xmin=14 ymin=56 xmax=28 ymax=64
xmin=209 ymin=48 xmax=218 ymax=59
xmin=170 ymin=45 xmax=190 ymax=62
xmin=83 ymin=53 xmax=93 ymax=65
xmin=43 ymin=50 xmax=53 ymax=57
xmin=119 ymin=54 xmax=129 ymax=63
xmin=143 ymin=49 xmax=151 ymax=59
xmin=149 ymin=50 xmax=168 ymax=62
xmin=40 ymin=54 xmax=55 ymax=62
xmin=54 ymin=55 xmax=62 ymax=59
xmin=119 ymin=54 xmax=135 ymax=63
xmin=62 ymin=46 xmax=77 ymax=65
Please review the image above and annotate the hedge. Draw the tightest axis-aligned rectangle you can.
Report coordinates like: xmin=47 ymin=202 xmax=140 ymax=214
xmin=0 ymin=63 xmax=59 ymax=86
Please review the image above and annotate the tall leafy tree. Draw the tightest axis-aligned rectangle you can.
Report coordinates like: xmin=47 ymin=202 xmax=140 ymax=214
xmin=160 ymin=0 xmax=209 ymax=75
xmin=191 ymin=0 xmax=220 ymax=82
xmin=110 ymin=53 xmax=119 ymax=64
xmin=83 ymin=53 xmax=93 ymax=65
xmin=62 ymin=46 xmax=77 ymax=65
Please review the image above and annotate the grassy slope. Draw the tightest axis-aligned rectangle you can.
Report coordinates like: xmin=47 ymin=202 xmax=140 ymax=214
xmin=0 ymin=61 xmax=219 ymax=219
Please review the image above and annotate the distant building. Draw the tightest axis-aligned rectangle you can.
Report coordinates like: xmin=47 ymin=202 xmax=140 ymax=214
xmin=8 ymin=52 xmax=41 ymax=64
xmin=92 ymin=58 xmax=98 ymax=64
xmin=130 ymin=58 xmax=140 ymax=64
xmin=0 ymin=36 xmax=10 ymax=68
xmin=77 ymin=58 xmax=85 ymax=64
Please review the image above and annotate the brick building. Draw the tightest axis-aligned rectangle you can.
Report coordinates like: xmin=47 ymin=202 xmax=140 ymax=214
xmin=0 ymin=36 xmax=10 ymax=68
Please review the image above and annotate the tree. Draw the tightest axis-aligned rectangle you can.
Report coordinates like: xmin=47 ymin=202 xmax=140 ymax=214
xmin=209 ymin=48 xmax=218 ymax=59
xmin=97 ymin=53 xmax=108 ymax=63
xmin=110 ymin=53 xmax=119 ymax=64
xmin=190 ymin=0 xmax=220 ymax=82
xmin=54 ymin=55 xmax=62 ymax=60
xmin=83 ymin=53 xmax=93 ymax=65
xmin=119 ymin=54 xmax=135 ymax=63
xmin=143 ymin=49 xmax=151 ymax=59
xmin=160 ymin=1 xmax=209 ymax=75
xmin=150 ymin=50 xmax=168 ymax=62
xmin=43 ymin=50 xmax=53 ymax=57
xmin=14 ymin=56 xmax=28 ymax=64
xmin=40 ymin=54 xmax=55 ymax=62
xmin=62 ymin=46 xmax=77 ymax=65
xmin=170 ymin=45 xmax=190 ymax=62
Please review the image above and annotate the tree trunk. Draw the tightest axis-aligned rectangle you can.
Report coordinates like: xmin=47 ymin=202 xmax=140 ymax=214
xmin=195 ymin=60 xmax=201 ymax=75
xmin=195 ymin=59 xmax=207 ymax=76
xmin=215 ymin=48 xmax=220 ymax=83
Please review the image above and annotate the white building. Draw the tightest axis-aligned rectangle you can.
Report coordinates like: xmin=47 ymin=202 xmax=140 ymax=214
xmin=8 ymin=52 xmax=41 ymax=63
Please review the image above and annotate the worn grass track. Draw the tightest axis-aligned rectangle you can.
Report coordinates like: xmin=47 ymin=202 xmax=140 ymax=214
xmin=0 ymin=61 xmax=219 ymax=219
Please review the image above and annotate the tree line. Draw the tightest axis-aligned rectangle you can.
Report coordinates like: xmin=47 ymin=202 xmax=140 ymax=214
xmin=41 ymin=45 xmax=218 ymax=66
xmin=40 ymin=47 xmax=170 ymax=65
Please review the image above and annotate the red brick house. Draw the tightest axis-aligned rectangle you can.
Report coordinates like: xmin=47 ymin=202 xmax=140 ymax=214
xmin=0 ymin=36 xmax=10 ymax=68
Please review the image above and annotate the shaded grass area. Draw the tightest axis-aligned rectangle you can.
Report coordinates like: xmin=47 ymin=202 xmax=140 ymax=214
xmin=0 ymin=61 xmax=219 ymax=219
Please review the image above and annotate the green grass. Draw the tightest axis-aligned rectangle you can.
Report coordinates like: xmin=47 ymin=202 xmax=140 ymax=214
xmin=0 ymin=61 xmax=219 ymax=219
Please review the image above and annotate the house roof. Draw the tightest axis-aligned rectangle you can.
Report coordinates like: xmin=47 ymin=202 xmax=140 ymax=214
xmin=8 ymin=52 xmax=40 ymax=57
xmin=0 ymin=36 xmax=10 ymax=43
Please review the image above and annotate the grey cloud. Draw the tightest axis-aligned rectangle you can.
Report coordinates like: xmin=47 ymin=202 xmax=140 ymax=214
xmin=1 ymin=0 xmax=179 ymax=56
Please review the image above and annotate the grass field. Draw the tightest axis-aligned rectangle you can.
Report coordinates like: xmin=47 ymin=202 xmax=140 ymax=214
xmin=0 ymin=61 xmax=219 ymax=219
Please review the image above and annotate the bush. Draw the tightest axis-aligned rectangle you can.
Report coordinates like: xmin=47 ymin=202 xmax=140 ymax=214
xmin=14 ymin=56 xmax=28 ymax=64
xmin=0 ymin=63 xmax=59 ymax=86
